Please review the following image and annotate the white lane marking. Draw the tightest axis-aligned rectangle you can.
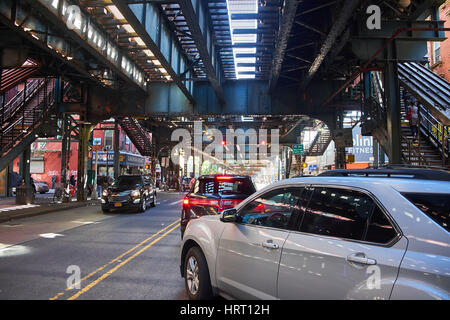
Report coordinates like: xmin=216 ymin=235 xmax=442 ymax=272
xmin=0 ymin=204 xmax=40 ymax=212
xmin=39 ymin=233 xmax=64 ymax=239
xmin=71 ymin=221 xmax=99 ymax=225
xmin=168 ymin=200 xmax=182 ymax=206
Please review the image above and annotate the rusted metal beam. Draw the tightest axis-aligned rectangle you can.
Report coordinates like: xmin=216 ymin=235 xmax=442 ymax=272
xmin=268 ymin=0 xmax=302 ymax=93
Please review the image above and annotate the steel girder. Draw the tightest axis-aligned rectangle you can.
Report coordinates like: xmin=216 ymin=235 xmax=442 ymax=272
xmin=178 ymin=0 xmax=225 ymax=106
xmin=111 ymin=0 xmax=195 ymax=104
xmin=268 ymin=0 xmax=301 ymax=94
xmin=299 ymin=0 xmax=362 ymax=91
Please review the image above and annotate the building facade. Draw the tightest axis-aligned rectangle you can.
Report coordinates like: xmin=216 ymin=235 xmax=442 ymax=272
xmin=9 ymin=121 xmax=148 ymax=191
xmin=427 ymin=1 xmax=450 ymax=81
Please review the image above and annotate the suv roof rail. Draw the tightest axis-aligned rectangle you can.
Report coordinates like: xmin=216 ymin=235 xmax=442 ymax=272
xmin=318 ymin=167 xmax=450 ymax=182
xmin=372 ymin=164 xmax=450 ymax=171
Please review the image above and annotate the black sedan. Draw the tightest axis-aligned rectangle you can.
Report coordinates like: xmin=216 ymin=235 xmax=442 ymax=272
xmin=101 ymin=175 xmax=156 ymax=213
xmin=181 ymin=174 xmax=256 ymax=237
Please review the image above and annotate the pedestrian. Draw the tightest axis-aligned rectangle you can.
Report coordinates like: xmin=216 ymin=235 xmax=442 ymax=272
xmin=189 ymin=174 xmax=196 ymax=190
xmin=51 ymin=175 xmax=56 ymax=190
xmin=70 ymin=175 xmax=76 ymax=187
xmin=30 ymin=175 xmax=36 ymax=193
xmin=410 ymin=101 xmax=419 ymax=140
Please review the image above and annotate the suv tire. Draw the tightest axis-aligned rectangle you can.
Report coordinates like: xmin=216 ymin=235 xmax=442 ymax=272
xmin=184 ymin=246 xmax=213 ymax=300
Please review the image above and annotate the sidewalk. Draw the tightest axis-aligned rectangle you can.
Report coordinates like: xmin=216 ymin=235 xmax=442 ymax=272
xmin=0 ymin=196 xmax=100 ymax=223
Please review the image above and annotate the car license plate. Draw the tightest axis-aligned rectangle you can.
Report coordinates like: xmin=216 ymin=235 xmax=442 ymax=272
xmin=114 ymin=202 xmax=122 ymax=207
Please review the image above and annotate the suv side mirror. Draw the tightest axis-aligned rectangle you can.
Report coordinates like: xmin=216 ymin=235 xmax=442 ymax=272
xmin=220 ymin=208 xmax=239 ymax=223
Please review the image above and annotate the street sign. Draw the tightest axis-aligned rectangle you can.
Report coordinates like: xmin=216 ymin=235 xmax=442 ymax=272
xmin=346 ymin=154 xmax=355 ymax=163
xmin=93 ymin=137 xmax=102 ymax=145
xmin=292 ymin=144 xmax=304 ymax=155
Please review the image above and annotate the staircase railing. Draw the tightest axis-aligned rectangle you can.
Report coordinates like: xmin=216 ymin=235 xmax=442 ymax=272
xmin=2 ymin=79 xmax=45 ymax=126
xmin=401 ymin=134 xmax=429 ymax=166
xmin=0 ymin=78 xmax=57 ymax=155
xmin=419 ymin=105 xmax=449 ymax=165
xmin=117 ymin=117 xmax=153 ymax=156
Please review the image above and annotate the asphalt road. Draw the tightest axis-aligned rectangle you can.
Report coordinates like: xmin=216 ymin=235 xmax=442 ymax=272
xmin=0 ymin=191 xmax=188 ymax=300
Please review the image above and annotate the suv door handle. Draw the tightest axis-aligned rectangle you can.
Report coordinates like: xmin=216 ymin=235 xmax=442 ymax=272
xmin=347 ymin=253 xmax=377 ymax=265
xmin=262 ymin=240 xmax=279 ymax=250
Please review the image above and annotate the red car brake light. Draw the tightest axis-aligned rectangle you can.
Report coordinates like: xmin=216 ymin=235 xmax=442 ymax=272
xmin=217 ymin=176 xmax=232 ymax=180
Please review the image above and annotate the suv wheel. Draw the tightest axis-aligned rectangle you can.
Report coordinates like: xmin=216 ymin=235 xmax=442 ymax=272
xmin=139 ymin=198 xmax=146 ymax=212
xmin=184 ymin=247 xmax=212 ymax=300
xmin=151 ymin=194 xmax=156 ymax=207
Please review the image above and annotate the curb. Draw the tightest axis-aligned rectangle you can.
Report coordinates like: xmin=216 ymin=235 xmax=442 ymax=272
xmin=0 ymin=201 xmax=101 ymax=224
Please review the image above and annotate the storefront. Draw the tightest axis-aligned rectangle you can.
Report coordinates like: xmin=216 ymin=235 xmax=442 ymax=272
xmin=94 ymin=151 xmax=147 ymax=177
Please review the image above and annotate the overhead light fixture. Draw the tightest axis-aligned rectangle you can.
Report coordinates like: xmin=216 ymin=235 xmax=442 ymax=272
xmin=235 ymin=57 xmax=256 ymax=64
xmin=226 ymin=0 xmax=258 ymax=79
xmin=236 ymin=66 xmax=255 ymax=73
xmin=238 ymin=74 xmax=255 ymax=79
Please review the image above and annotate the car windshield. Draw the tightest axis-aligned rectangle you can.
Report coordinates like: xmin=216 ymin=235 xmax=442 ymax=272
xmin=114 ymin=176 xmax=141 ymax=187
xmin=402 ymin=192 xmax=450 ymax=232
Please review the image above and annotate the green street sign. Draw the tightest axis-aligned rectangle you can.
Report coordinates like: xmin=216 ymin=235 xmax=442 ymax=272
xmin=292 ymin=144 xmax=304 ymax=155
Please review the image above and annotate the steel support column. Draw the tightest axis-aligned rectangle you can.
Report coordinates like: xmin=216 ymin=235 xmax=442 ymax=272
xmin=114 ymin=122 xmax=120 ymax=179
xmin=77 ymin=124 xmax=94 ymax=202
xmin=384 ymin=41 xmax=401 ymax=165
xmin=21 ymin=144 xmax=31 ymax=188
xmin=60 ymin=114 xmax=71 ymax=202
xmin=334 ymin=111 xmax=346 ymax=169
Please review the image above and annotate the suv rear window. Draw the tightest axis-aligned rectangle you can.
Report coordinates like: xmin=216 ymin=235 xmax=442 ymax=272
xmin=218 ymin=178 xmax=255 ymax=195
xmin=402 ymin=193 xmax=450 ymax=232
xmin=194 ymin=177 xmax=255 ymax=195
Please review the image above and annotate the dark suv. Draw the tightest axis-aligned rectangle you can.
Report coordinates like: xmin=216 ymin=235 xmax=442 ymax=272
xmin=181 ymin=174 xmax=256 ymax=236
xmin=101 ymin=175 xmax=156 ymax=213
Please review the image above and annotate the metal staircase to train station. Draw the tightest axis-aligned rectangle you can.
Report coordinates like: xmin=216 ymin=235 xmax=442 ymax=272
xmin=363 ymin=62 xmax=449 ymax=169
xmin=116 ymin=117 xmax=153 ymax=157
xmin=0 ymin=77 xmax=58 ymax=171
xmin=306 ymin=123 xmax=332 ymax=157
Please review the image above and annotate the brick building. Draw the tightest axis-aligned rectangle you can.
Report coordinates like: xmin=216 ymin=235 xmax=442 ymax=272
xmin=427 ymin=1 xmax=450 ymax=81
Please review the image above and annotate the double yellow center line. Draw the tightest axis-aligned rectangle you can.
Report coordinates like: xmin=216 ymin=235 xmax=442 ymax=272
xmin=50 ymin=218 xmax=180 ymax=300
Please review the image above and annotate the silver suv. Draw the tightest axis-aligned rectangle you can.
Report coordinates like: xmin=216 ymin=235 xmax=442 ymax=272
xmin=179 ymin=168 xmax=450 ymax=300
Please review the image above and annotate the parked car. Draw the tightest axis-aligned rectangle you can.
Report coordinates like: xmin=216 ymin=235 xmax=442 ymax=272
xmin=181 ymin=174 xmax=256 ymax=237
xmin=34 ymin=181 xmax=49 ymax=194
xmin=180 ymin=168 xmax=450 ymax=300
xmin=101 ymin=175 xmax=156 ymax=213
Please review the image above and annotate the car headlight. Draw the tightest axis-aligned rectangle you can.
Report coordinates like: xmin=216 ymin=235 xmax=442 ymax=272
xmin=102 ymin=190 xmax=108 ymax=197
xmin=130 ymin=190 xmax=140 ymax=198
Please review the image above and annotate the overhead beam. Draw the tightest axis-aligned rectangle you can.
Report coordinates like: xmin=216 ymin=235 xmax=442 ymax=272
xmin=410 ymin=0 xmax=445 ymax=20
xmin=294 ymin=21 xmax=326 ymax=36
xmin=296 ymin=1 xmax=338 ymax=17
xmin=178 ymin=0 xmax=225 ymax=106
xmin=112 ymin=0 xmax=195 ymax=104
xmin=299 ymin=0 xmax=362 ymax=91
xmin=268 ymin=0 xmax=301 ymax=93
